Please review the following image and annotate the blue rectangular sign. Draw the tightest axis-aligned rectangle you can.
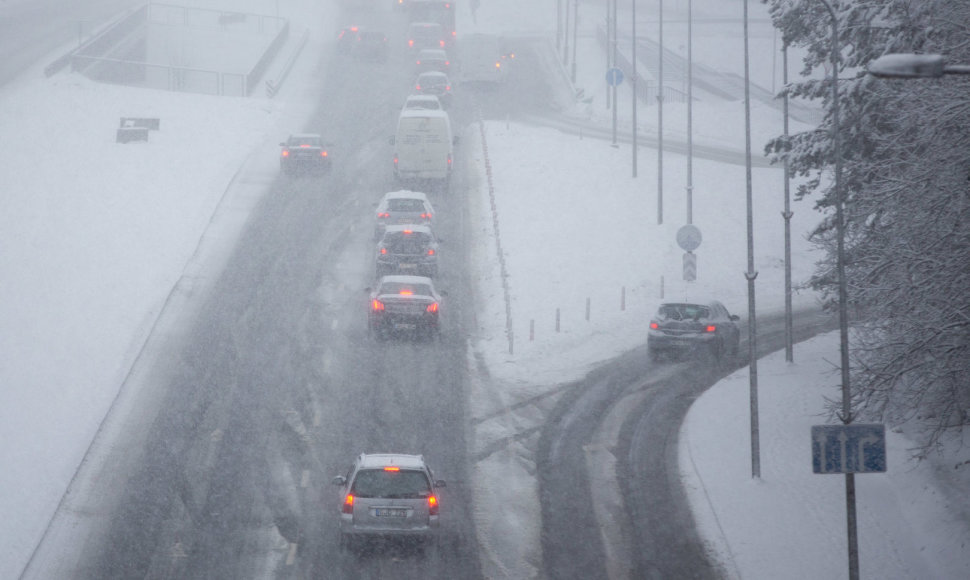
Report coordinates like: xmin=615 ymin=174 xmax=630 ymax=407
xmin=812 ymin=424 xmax=887 ymax=474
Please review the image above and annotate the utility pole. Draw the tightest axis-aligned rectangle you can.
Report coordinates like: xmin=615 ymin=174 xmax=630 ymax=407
xmin=686 ymin=0 xmax=693 ymax=224
xmin=782 ymin=42 xmax=794 ymax=362
xmin=612 ymin=0 xmax=618 ymax=146
xmin=571 ymin=0 xmax=579 ymax=83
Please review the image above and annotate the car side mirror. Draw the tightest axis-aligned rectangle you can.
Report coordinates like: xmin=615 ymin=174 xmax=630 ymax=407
xmin=388 ymin=135 xmax=396 ymax=145
xmin=434 ymin=480 xmax=446 ymax=488
xmin=729 ymin=314 xmax=740 ymax=322
xmin=332 ymin=475 xmax=346 ymax=486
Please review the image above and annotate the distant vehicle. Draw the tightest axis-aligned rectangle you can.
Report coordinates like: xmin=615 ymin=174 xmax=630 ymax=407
xmin=413 ymin=71 xmax=453 ymax=107
xmin=392 ymin=107 xmax=454 ymax=185
xmin=375 ymin=224 xmax=439 ymax=278
xmin=332 ymin=453 xmax=445 ymax=550
xmin=374 ymin=190 xmax=435 ymax=239
xmin=336 ymin=26 xmax=360 ymax=54
xmin=407 ymin=0 xmax=456 ymax=46
xmin=366 ymin=275 xmax=443 ymax=339
xmin=279 ymin=133 xmax=330 ymax=175
xmin=458 ymin=33 xmax=514 ymax=84
xmin=647 ymin=300 xmax=741 ymax=361
xmin=401 ymin=94 xmax=443 ymax=111
xmin=352 ymin=29 xmax=389 ymax=62
xmin=415 ymin=48 xmax=450 ymax=73
xmin=407 ymin=21 xmax=446 ymax=50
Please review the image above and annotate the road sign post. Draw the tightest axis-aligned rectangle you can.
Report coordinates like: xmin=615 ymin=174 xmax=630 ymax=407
xmin=677 ymin=225 xmax=702 ymax=281
xmin=683 ymin=252 xmax=696 ymax=282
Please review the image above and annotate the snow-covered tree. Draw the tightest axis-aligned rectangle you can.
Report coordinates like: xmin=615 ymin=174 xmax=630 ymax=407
xmin=764 ymin=0 xmax=970 ymax=454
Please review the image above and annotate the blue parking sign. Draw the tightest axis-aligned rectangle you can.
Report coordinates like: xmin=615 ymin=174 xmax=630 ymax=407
xmin=812 ymin=424 xmax=887 ymax=474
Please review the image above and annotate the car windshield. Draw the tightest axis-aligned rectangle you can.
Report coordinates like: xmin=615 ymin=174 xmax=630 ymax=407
xmin=379 ymin=281 xmax=433 ymax=296
xmin=351 ymin=469 xmax=431 ymax=499
xmin=386 ymin=199 xmax=427 ymax=212
xmin=657 ymin=304 xmax=711 ymax=321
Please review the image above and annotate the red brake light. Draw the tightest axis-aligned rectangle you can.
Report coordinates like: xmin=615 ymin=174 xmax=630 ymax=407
xmin=372 ymin=299 xmax=385 ymax=311
xmin=299 ymin=144 xmax=310 ymax=148
xmin=415 ymin=84 xmax=422 ymax=90
xmin=409 ymin=39 xmax=414 ymax=47
xmin=427 ymin=248 xmax=435 ymax=256
xmin=281 ymin=150 xmax=289 ymax=157
xmin=428 ymin=495 xmax=439 ymax=515
xmin=378 ymin=212 xmax=390 ymax=218
xmin=706 ymin=325 xmax=717 ymax=333
xmin=426 ymin=302 xmax=438 ymax=313
xmin=421 ymin=213 xmax=431 ymax=219
xmin=380 ymin=248 xmax=387 ymax=255
xmin=342 ymin=494 xmax=355 ymax=514
xmin=445 ymin=61 xmax=450 ymax=66
xmin=383 ymin=466 xmax=400 ymax=472
xmin=416 ymin=60 xmax=422 ymax=65
xmin=439 ymin=40 xmax=445 ymax=47
xmin=321 ymin=151 xmax=328 ymax=157
xmin=400 ymin=290 xmax=413 ymax=296
xmin=650 ymin=322 xmax=659 ymax=330
xmin=403 ymin=229 xmax=413 ymax=234
xmin=447 ymin=153 xmax=452 ymax=166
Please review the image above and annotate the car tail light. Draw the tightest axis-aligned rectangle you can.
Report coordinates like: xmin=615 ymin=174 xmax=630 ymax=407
xmin=427 ymin=248 xmax=435 ymax=256
xmin=321 ymin=151 xmax=328 ymax=157
xmin=428 ymin=495 xmax=439 ymax=516
xmin=439 ymin=40 xmax=445 ymax=47
xmin=445 ymin=61 xmax=450 ymax=66
xmin=342 ymin=494 xmax=355 ymax=514
xmin=445 ymin=85 xmax=451 ymax=91
xmin=420 ymin=213 xmax=431 ymax=219
xmin=706 ymin=325 xmax=717 ymax=333
xmin=426 ymin=302 xmax=438 ymax=313
xmin=393 ymin=155 xmax=399 ymax=166
xmin=415 ymin=84 xmax=422 ymax=90
xmin=281 ymin=150 xmax=289 ymax=157
xmin=403 ymin=229 xmax=413 ymax=234
xmin=372 ymin=299 xmax=385 ymax=311
xmin=447 ymin=153 xmax=452 ymax=166
xmin=416 ymin=60 xmax=422 ymax=65
xmin=495 ymin=62 xmax=501 ymax=69
xmin=383 ymin=466 xmax=400 ymax=472
xmin=299 ymin=144 xmax=310 ymax=148
xmin=409 ymin=39 xmax=414 ymax=47
xmin=380 ymin=248 xmax=387 ymax=255
xmin=650 ymin=322 xmax=659 ymax=330
xmin=378 ymin=212 xmax=390 ymax=218
xmin=400 ymin=290 xmax=413 ymax=296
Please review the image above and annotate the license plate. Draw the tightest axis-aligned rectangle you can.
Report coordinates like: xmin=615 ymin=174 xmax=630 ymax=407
xmin=394 ymin=323 xmax=416 ymax=330
xmin=398 ymin=263 xmax=417 ymax=270
xmin=375 ymin=508 xmax=407 ymax=518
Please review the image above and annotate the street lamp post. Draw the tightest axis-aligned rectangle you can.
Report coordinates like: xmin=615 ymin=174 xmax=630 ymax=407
xmin=657 ymin=0 xmax=664 ymax=225
xmin=742 ymin=0 xmax=761 ymax=481
xmin=631 ymin=0 xmax=638 ymax=178
xmin=815 ymin=1 xmax=858 ymax=579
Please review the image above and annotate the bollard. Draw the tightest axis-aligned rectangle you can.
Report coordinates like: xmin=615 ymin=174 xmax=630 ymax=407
xmin=586 ymin=297 xmax=591 ymax=321
xmin=530 ymin=319 xmax=535 ymax=341
xmin=621 ymin=286 xmax=626 ymax=311
xmin=660 ymin=275 xmax=665 ymax=299
xmin=556 ymin=308 xmax=561 ymax=332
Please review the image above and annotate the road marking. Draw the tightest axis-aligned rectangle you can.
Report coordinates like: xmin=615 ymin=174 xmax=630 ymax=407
xmin=285 ymin=542 xmax=298 ymax=566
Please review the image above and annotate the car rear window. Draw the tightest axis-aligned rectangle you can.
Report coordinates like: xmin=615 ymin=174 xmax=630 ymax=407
xmin=288 ymin=136 xmax=320 ymax=147
xmin=379 ymin=282 xmax=433 ymax=296
xmin=384 ymin=231 xmax=432 ymax=251
xmin=387 ymin=199 xmax=426 ymax=212
xmin=657 ymin=304 xmax=711 ymax=321
xmin=352 ymin=469 xmax=431 ymax=499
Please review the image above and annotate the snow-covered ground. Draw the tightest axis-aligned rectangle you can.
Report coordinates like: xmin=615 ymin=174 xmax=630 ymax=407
xmin=1 ymin=0 xmax=967 ymax=578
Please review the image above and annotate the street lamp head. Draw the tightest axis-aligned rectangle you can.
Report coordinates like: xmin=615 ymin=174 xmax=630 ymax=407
xmin=868 ymin=53 xmax=944 ymax=78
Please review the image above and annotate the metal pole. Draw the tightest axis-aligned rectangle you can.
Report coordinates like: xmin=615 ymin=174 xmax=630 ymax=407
xmin=563 ymin=0 xmax=570 ymax=66
xmin=606 ymin=0 xmax=611 ymax=108
xmin=743 ymin=0 xmax=761 ymax=480
xmin=816 ymin=1 xmax=858 ymax=577
xmin=657 ymin=0 xmax=664 ymax=225
xmin=557 ymin=0 xmax=563 ymax=55
xmin=571 ymin=0 xmax=579 ymax=83
xmin=686 ymin=0 xmax=693 ymax=224
xmin=611 ymin=0 xmax=619 ymax=147
xmin=632 ymin=0 xmax=638 ymax=178
xmin=782 ymin=42 xmax=794 ymax=362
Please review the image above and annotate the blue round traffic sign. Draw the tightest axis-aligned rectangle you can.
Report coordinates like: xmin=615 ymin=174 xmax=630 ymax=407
xmin=606 ymin=67 xmax=624 ymax=86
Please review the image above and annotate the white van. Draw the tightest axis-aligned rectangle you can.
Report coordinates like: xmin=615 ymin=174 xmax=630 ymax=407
xmin=392 ymin=109 xmax=455 ymax=186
